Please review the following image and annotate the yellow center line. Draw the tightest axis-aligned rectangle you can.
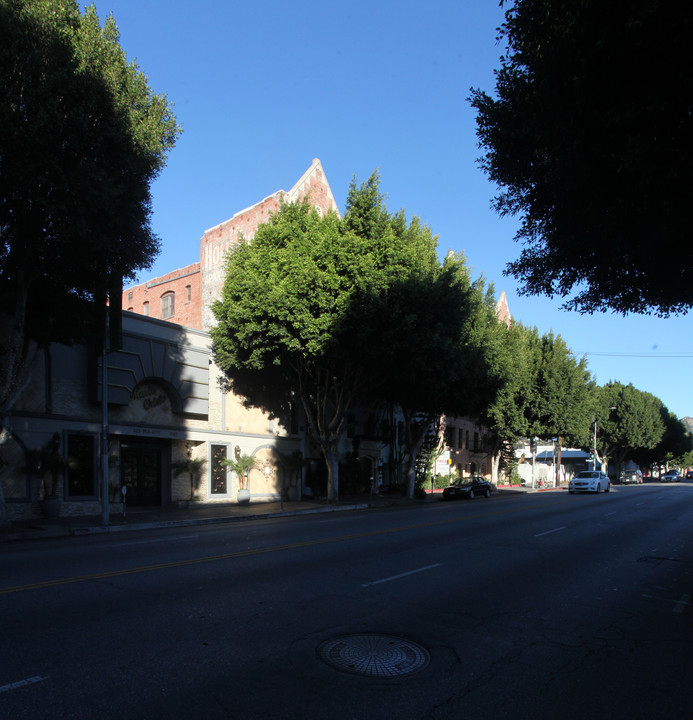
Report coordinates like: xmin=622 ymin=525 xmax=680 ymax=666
xmin=0 ymin=501 xmax=557 ymax=595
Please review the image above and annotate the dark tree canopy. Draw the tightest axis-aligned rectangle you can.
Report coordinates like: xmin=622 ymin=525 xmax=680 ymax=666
xmin=470 ymin=0 xmax=693 ymax=316
xmin=0 ymin=0 xmax=180 ymax=417
xmin=1 ymin=1 xmax=180 ymax=328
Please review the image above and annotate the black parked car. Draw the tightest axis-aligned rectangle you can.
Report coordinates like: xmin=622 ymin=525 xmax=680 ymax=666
xmin=442 ymin=476 xmax=492 ymax=500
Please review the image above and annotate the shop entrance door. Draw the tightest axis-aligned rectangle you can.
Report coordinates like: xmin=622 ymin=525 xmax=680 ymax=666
xmin=121 ymin=443 xmax=163 ymax=506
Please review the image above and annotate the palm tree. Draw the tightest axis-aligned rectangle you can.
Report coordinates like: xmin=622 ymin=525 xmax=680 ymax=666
xmin=171 ymin=455 xmax=207 ymax=501
xmin=222 ymin=453 xmax=257 ymax=490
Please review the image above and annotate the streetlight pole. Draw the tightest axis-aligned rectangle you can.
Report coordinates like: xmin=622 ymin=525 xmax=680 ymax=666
xmin=593 ymin=407 xmax=616 ymax=472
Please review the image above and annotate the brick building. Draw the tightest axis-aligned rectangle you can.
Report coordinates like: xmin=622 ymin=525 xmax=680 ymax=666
xmin=123 ymin=158 xmax=338 ymax=330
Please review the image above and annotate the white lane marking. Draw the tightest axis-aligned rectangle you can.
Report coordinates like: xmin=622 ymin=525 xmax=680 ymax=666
xmin=674 ymin=594 xmax=692 ymax=613
xmin=0 ymin=676 xmax=49 ymax=694
xmin=604 ymin=511 xmax=617 ymax=517
xmin=534 ymin=526 xmax=567 ymax=537
xmin=362 ymin=563 xmax=442 ymax=587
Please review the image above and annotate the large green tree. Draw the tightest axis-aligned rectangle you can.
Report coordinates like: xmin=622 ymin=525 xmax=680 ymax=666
xmin=593 ymin=382 xmax=667 ymax=471
xmin=470 ymin=0 xmax=692 ymax=315
xmin=482 ymin=323 xmax=594 ymax=482
xmin=528 ymin=331 xmax=594 ymax=450
xmin=211 ymin=174 xmax=478 ymax=501
xmin=0 ymin=0 xmax=180 ymax=527
xmin=373 ymin=252 xmax=499 ymax=497
xmin=482 ymin=321 xmax=534 ymax=479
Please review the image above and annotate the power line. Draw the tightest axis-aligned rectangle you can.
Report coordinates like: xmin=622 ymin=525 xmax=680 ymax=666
xmin=575 ymin=351 xmax=693 ymax=358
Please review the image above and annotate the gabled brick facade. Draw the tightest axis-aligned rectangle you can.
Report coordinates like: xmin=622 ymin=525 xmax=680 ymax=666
xmin=123 ymin=158 xmax=338 ymax=331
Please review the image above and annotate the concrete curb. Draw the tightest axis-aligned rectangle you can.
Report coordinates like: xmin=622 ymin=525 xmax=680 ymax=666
xmin=70 ymin=501 xmax=374 ymax=536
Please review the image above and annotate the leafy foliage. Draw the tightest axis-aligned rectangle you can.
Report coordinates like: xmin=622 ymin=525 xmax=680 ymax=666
xmin=211 ymin=174 xmax=488 ymax=500
xmin=481 ymin=322 xmax=595 ymax=479
xmin=221 ymin=454 xmax=257 ymax=490
xmin=0 ymin=0 xmax=180 ymax=527
xmin=595 ymin=382 xmax=666 ymax=467
xmin=0 ymin=0 xmax=180 ymax=412
xmin=470 ymin=0 xmax=693 ymax=315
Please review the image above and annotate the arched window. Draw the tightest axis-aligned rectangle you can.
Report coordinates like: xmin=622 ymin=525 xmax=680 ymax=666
xmin=161 ymin=292 xmax=175 ymax=319
xmin=143 ymin=301 xmax=150 ymax=316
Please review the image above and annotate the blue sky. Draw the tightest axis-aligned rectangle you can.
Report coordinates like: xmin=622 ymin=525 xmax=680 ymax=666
xmin=86 ymin=0 xmax=692 ymax=420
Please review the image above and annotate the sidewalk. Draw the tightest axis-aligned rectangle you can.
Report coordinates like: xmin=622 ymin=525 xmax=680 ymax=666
xmin=0 ymin=494 xmax=408 ymax=544
xmin=1 ymin=486 xmax=537 ymax=544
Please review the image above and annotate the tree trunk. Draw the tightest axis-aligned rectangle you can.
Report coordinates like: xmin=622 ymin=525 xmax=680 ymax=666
xmin=400 ymin=411 xmax=436 ymax=499
xmin=557 ymin=436 xmax=563 ymax=484
xmin=323 ymin=449 xmax=340 ymax=502
xmin=0 ymin=426 xmax=11 ymax=531
xmin=490 ymin=450 xmax=501 ymax=484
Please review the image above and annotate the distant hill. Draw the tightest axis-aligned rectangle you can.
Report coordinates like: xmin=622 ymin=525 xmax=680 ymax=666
xmin=682 ymin=417 xmax=693 ymax=434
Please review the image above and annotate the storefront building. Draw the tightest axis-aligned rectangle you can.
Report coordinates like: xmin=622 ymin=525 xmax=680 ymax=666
xmin=1 ymin=312 xmax=303 ymax=522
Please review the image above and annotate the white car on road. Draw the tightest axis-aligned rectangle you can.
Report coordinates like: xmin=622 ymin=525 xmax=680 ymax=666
xmin=569 ymin=471 xmax=611 ymax=494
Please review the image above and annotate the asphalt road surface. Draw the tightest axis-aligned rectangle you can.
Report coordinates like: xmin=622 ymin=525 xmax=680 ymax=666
xmin=1 ymin=483 xmax=692 ymax=719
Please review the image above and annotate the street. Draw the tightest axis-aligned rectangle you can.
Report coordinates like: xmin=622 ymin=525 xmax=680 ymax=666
xmin=1 ymin=483 xmax=692 ymax=719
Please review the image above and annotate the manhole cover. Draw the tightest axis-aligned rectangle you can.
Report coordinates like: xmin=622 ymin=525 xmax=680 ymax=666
xmin=317 ymin=634 xmax=430 ymax=678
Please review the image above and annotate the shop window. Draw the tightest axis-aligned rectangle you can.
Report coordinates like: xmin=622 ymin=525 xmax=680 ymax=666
xmin=161 ymin=292 xmax=175 ymax=319
xmin=67 ymin=433 xmax=96 ymax=497
xmin=211 ymin=444 xmax=228 ymax=494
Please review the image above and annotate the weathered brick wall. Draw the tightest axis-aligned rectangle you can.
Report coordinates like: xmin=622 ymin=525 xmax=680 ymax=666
xmin=123 ymin=263 xmax=202 ymax=329
xmin=121 ymin=160 xmax=339 ymax=332
xmin=200 ymin=193 xmax=283 ymax=330
xmin=200 ymin=159 xmax=339 ymax=329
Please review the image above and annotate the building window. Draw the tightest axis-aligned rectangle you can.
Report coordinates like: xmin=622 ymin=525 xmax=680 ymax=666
xmin=143 ymin=301 xmax=149 ymax=316
xmin=127 ymin=291 xmax=133 ymax=301
xmin=211 ymin=444 xmax=228 ymax=494
xmin=161 ymin=293 xmax=174 ymax=319
xmin=185 ymin=285 xmax=191 ymax=303
xmin=67 ymin=433 xmax=96 ymax=497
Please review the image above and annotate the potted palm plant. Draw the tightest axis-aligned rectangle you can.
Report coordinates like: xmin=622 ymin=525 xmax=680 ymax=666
xmin=32 ymin=432 xmax=75 ymax=518
xmin=222 ymin=450 xmax=257 ymax=505
xmin=171 ymin=451 xmax=207 ymax=505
